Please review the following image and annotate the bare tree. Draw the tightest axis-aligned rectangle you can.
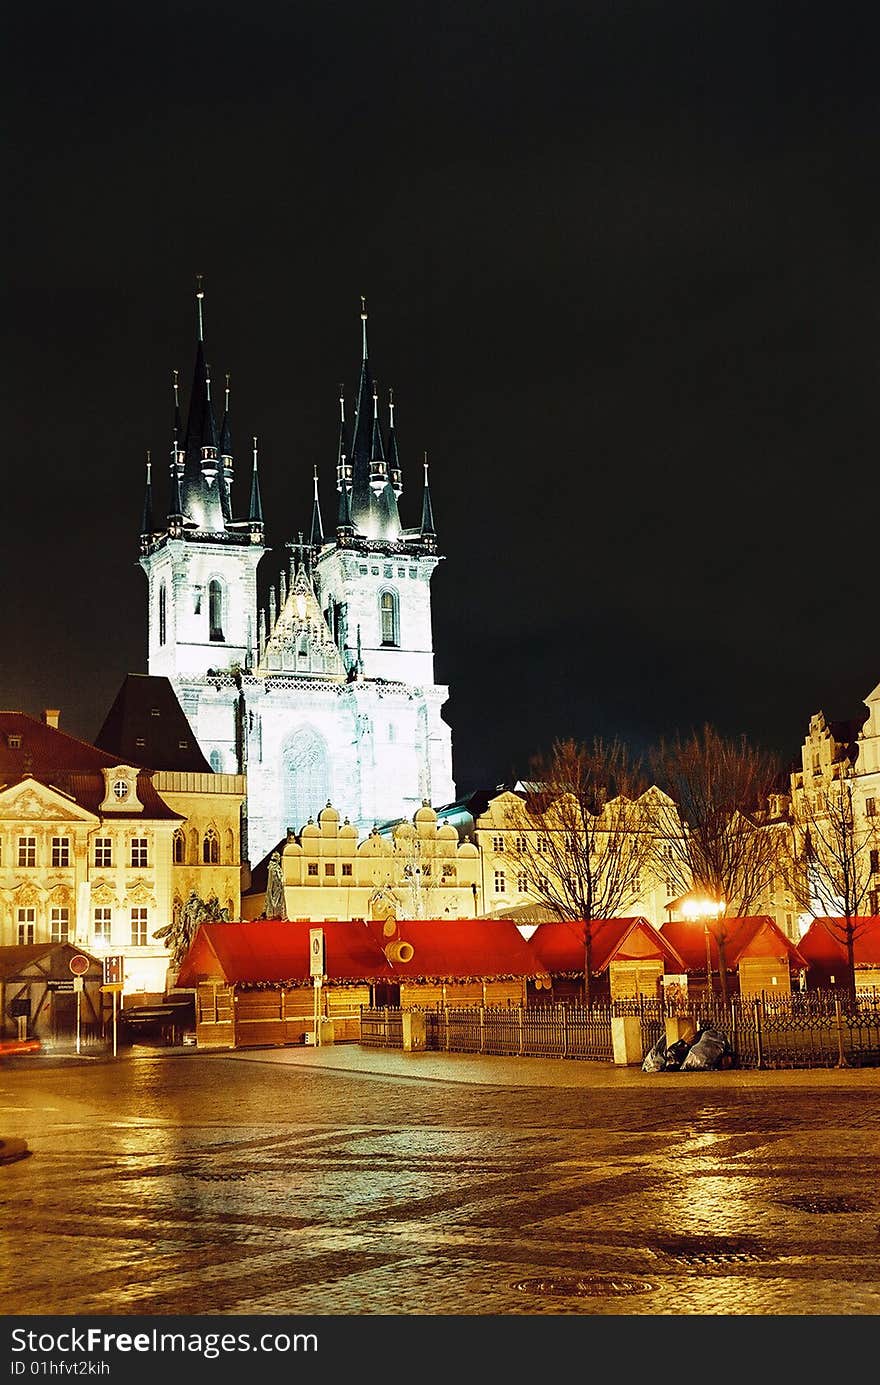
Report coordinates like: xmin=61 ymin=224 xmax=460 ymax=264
xmin=507 ymin=737 xmax=657 ymax=1006
xmin=784 ymin=770 xmax=875 ymax=996
xmin=648 ymin=724 xmax=784 ymax=1006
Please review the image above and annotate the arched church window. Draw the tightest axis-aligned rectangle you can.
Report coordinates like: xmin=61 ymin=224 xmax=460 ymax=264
xmin=282 ymin=728 xmax=331 ymax=837
xmin=209 ymin=749 xmax=222 ymax=773
xmin=380 ymin=590 xmax=399 ymax=647
xmin=159 ymin=583 xmax=166 ymax=646
xmin=173 ymin=830 xmax=185 ymax=865
xmin=202 ymin=828 xmax=220 ymax=865
xmin=209 ymin=580 xmax=224 ymax=642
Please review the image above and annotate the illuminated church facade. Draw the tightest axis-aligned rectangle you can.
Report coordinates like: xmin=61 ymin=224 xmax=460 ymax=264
xmin=139 ymin=288 xmax=455 ymax=868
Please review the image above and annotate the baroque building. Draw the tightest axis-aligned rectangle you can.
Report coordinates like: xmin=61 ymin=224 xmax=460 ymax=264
xmin=139 ymin=287 xmax=456 ymax=868
xmin=241 ymin=799 xmax=481 ymax=922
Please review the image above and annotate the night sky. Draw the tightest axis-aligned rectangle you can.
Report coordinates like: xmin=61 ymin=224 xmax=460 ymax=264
xmin=4 ymin=2 xmax=879 ymax=795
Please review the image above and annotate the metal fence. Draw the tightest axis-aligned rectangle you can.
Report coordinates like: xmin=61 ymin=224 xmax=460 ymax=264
xmin=359 ymin=991 xmax=880 ymax=1069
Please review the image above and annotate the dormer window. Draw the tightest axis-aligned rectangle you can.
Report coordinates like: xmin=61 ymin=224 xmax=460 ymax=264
xmin=113 ymin=779 xmax=129 ymax=801
xmin=7 ymin=734 xmax=21 ymax=749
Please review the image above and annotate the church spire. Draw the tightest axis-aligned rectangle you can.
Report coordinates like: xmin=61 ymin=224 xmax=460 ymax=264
xmin=140 ymin=451 xmax=153 ymax=538
xmin=387 ymin=387 xmax=402 ymax=496
xmin=336 ymin=454 xmax=354 ymax=538
xmin=249 ymin=435 xmax=264 ymax=538
xmin=310 ymin=464 xmax=325 ymax=548
xmin=218 ymin=371 xmax=233 ymax=521
xmin=369 ymin=379 xmax=388 ymax=493
xmin=420 ymin=453 xmax=436 ymax=545
xmin=348 ymin=297 xmax=376 ymax=531
xmin=180 ymin=276 xmax=225 ymax=531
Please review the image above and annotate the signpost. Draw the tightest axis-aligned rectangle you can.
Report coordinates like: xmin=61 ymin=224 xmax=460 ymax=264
xmin=102 ymin=955 xmax=125 ymax=1057
xmin=309 ymin=929 xmax=325 ymax=1047
xmin=69 ymin=954 xmax=89 ymax=1054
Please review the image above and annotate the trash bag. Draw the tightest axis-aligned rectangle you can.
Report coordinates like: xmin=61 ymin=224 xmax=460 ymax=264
xmin=680 ymin=1026 xmax=730 ymax=1071
xmin=641 ymin=1036 xmax=667 ymax=1072
xmin=664 ymin=1038 xmax=691 ymax=1071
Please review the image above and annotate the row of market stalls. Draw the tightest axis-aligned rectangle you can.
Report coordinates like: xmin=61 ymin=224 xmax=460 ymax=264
xmin=173 ymin=913 xmax=880 ymax=1051
xmin=4 ymin=915 xmax=878 ymax=1048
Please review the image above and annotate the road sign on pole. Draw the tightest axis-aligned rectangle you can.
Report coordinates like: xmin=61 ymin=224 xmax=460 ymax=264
xmin=69 ymin=954 xmax=89 ymax=976
xmin=103 ymin=955 xmax=125 ymax=986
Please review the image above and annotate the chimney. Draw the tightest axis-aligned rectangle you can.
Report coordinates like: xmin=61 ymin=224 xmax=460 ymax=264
xmin=43 ymin=709 xmax=60 ymax=729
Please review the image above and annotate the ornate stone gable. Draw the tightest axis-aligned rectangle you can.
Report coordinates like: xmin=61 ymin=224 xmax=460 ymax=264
xmin=257 ymin=564 xmax=347 ymax=680
xmin=0 ymin=780 xmax=96 ymax=824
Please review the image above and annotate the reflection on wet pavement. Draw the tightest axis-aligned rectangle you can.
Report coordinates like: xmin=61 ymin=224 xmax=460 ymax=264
xmin=1 ymin=1052 xmax=879 ymax=1316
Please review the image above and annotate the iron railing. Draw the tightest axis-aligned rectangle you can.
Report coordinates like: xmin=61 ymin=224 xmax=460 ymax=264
xmin=360 ymin=990 xmax=880 ymax=1069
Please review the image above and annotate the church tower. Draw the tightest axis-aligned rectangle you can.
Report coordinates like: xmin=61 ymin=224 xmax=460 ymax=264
xmin=139 ymin=279 xmax=266 ymax=680
xmin=139 ymin=286 xmax=455 ymax=867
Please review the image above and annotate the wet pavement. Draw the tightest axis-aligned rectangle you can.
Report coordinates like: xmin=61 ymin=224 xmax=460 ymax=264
xmin=2 ymin=1042 xmax=880 ymax=1316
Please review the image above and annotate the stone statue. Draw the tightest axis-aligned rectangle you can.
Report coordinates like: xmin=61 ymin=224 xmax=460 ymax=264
xmin=263 ymin=850 xmax=287 ymax=920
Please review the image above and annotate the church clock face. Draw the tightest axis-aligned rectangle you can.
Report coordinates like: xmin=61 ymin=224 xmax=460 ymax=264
xmin=112 ymin=779 xmax=130 ymax=801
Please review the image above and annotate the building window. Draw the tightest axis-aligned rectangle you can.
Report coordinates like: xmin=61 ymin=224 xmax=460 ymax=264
xmin=494 ymin=869 xmax=506 ymax=893
xmin=871 ymin=849 xmax=880 ymax=875
xmin=8 ymin=734 xmax=22 ymax=749
xmin=536 ymin=836 xmax=548 ymax=854
xmin=342 ymin=863 xmax=353 ymax=877
xmin=209 ymin=579 xmax=224 ymax=641
xmin=867 ymin=798 xmax=876 ymax=818
xmin=50 ymin=908 xmax=70 ymax=943
xmin=442 ymin=864 xmax=455 ymax=878
xmin=17 ymin=907 xmax=35 ymax=945
xmin=93 ymin=908 xmax=112 ymax=945
xmin=209 ymin=749 xmax=222 ymax=772
xmin=492 ymin=835 xmax=505 ymax=852
xmin=130 ymin=838 xmax=148 ymax=868
xmin=18 ymin=836 xmax=36 ymax=868
xmin=173 ymin=831 xmax=186 ymax=864
xmin=159 ymin=582 xmax=167 ymax=645
xmin=94 ymin=837 xmax=112 ymax=868
xmin=202 ymin=829 xmax=219 ymax=865
xmin=870 ymin=890 xmax=879 ymax=916
xmin=379 ymin=590 xmax=399 ymax=646
xmin=51 ymin=838 xmax=70 ymax=868
xmin=514 ymin=836 xmax=527 ymax=852
xmin=324 ymin=863 xmax=335 ymax=876
xmin=536 ymin=873 xmax=549 ymax=891
xmin=516 ymin=871 xmax=528 ymax=892
xmin=130 ymin=908 xmax=148 ymax=947
xmin=307 ymin=863 xmax=319 ymax=876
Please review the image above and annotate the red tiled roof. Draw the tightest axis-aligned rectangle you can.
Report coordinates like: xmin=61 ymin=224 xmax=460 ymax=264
xmin=797 ymin=917 xmax=880 ymax=968
xmin=176 ymin=918 xmax=547 ymax=987
xmin=0 ymin=713 xmax=182 ymax=821
xmin=527 ymin=917 xmax=688 ymax=974
xmin=659 ymin=917 xmax=808 ymax=971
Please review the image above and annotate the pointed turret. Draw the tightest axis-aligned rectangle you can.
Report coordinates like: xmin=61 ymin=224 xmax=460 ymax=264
xmin=369 ymin=381 xmax=388 ymax=493
xmin=387 ymin=387 xmax=403 ymax=496
xmin=420 ymin=453 xmax=436 ymax=545
xmin=348 ymin=297 xmax=377 ymax=531
xmin=249 ymin=435 xmax=264 ymax=542
xmin=179 ymin=277 xmax=225 ymax=531
xmin=171 ymin=369 xmax=183 ymax=473
xmin=335 ymin=385 xmax=351 ymax=492
xmin=140 ymin=452 xmax=154 ymax=540
xmin=336 ymin=456 xmax=354 ymax=539
xmin=218 ymin=372 xmax=233 ymax=521
xmin=310 ymin=464 xmax=325 ymax=548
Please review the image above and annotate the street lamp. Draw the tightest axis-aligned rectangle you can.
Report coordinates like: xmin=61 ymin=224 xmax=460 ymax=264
xmin=681 ymin=895 xmax=726 ymax=997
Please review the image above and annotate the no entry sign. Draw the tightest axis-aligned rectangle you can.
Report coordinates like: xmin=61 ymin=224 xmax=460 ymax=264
xmin=68 ymin=953 xmax=89 ymax=976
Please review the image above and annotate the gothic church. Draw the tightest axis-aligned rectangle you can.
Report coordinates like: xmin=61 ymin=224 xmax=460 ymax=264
xmin=139 ymin=287 xmax=456 ymax=867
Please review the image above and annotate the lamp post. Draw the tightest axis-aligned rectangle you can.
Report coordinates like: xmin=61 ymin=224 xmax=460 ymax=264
xmin=681 ymin=895 xmax=726 ymax=999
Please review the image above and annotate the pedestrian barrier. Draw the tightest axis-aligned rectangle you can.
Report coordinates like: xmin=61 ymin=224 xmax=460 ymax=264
xmin=360 ymin=990 xmax=880 ymax=1069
